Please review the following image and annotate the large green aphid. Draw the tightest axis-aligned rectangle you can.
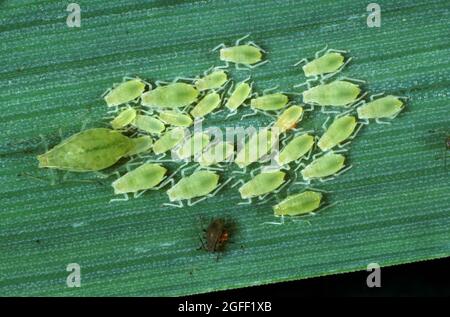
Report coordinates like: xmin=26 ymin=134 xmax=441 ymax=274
xmin=273 ymin=105 xmax=304 ymax=134
xmin=141 ymin=83 xmax=199 ymax=108
xmin=166 ymin=170 xmax=220 ymax=207
xmin=127 ymin=136 xmax=153 ymax=156
xmin=152 ymin=127 xmax=186 ymax=155
xmin=224 ymin=79 xmax=252 ymax=116
xmin=104 ymin=78 xmax=146 ymax=107
xmin=175 ymin=132 xmax=210 ymax=160
xmin=195 ymin=70 xmax=228 ymax=91
xmin=198 ymin=141 xmax=234 ymax=167
xmin=158 ymin=110 xmax=193 ymax=127
xmin=317 ymin=115 xmax=359 ymax=151
xmin=133 ymin=115 xmax=165 ymax=134
xmin=250 ymin=93 xmax=289 ymax=111
xmin=273 ymin=190 xmax=322 ymax=216
xmin=37 ymin=128 xmax=134 ymax=172
xmin=235 ymin=129 xmax=277 ymax=168
xmin=276 ymin=133 xmax=314 ymax=167
xmin=357 ymin=94 xmax=405 ymax=124
xmin=300 ymin=152 xmax=349 ymax=182
xmin=190 ymin=92 xmax=221 ymax=119
xmin=238 ymin=171 xmax=286 ymax=199
xmin=212 ymin=34 xmax=268 ymax=69
xmin=110 ymin=107 xmax=136 ymax=130
xmin=112 ymin=163 xmax=167 ymax=197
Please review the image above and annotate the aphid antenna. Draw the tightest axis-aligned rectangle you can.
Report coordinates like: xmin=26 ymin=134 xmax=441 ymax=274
xmin=180 ymin=162 xmax=197 ymax=178
xmin=338 ymin=76 xmax=366 ymax=85
xmin=189 ymin=177 xmax=233 ymax=206
xmin=368 ymin=92 xmax=385 ymax=101
xmin=240 ymin=108 xmax=258 ymax=120
xmin=225 ymin=110 xmax=238 ymax=119
xmin=263 ymin=215 xmax=285 ymax=226
xmin=231 ymin=178 xmax=245 ymax=188
xmin=304 ymin=186 xmax=333 ymax=194
xmin=293 ymin=161 xmax=308 ymax=173
xmin=235 ymin=33 xmax=251 ymax=46
xmin=320 ymin=57 xmax=353 ymax=83
xmin=318 ymin=164 xmax=353 ymax=182
xmin=331 ymin=147 xmax=348 ymax=154
xmin=239 ymin=60 xmax=269 ymax=70
xmin=211 ymin=43 xmax=226 ymax=52
xmin=346 ymin=121 xmax=365 ymax=141
xmin=320 ymin=106 xmax=341 ymax=115
xmin=262 ymin=86 xmax=279 ymax=95
xmin=238 ymin=198 xmax=252 ymax=206
xmin=293 ymin=57 xmax=309 ymax=67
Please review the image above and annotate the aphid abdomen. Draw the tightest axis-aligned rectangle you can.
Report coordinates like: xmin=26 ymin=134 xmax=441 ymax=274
xmin=303 ymin=81 xmax=360 ymax=106
xmin=158 ymin=111 xmax=193 ymax=127
xmin=104 ymin=79 xmax=146 ymax=107
xmin=141 ymin=83 xmax=199 ymax=108
xmin=37 ymin=128 xmax=134 ymax=172
xmin=133 ymin=115 xmax=165 ymax=134
xmin=112 ymin=163 xmax=166 ymax=194
xmin=225 ymin=82 xmax=252 ymax=110
xmin=239 ymin=171 xmax=285 ymax=199
xmin=127 ymin=136 xmax=153 ymax=156
xmin=357 ymin=95 xmax=404 ymax=119
xmin=110 ymin=108 xmax=137 ymax=129
xmin=195 ymin=70 xmax=228 ymax=91
xmin=220 ymin=45 xmax=262 ymax=65
xmin=273 ymin=191 xmax=322 ymax=216
xmin=167 ymin=171 xmax=219 ymax=201
xmin=250 ymin=93 xmax=289 ymax=111
xmin=152 ymin=127 xmax=185 ymax=154
xmin=303 ymin=53 xmax=344 ymax=77
xmin=301 ymin=153 xmax=345 ymax=180
xmin=276 ymin=134 xmax=314 ymax=166
xmin=318 ymin=115 xmax=357 ymax=151
xmin=273 ymin=105 xmax=304 ymax=133
xmin=190 ymin=92 xmax=221 ymax=118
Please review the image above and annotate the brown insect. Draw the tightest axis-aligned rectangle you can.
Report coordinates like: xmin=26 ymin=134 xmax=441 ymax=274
xmin=198 ymin=218 xmax=234 ymax=256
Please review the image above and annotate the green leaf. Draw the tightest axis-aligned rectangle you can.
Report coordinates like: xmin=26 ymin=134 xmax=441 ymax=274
xmin=1 ymin=0 xmax=449 ymax=296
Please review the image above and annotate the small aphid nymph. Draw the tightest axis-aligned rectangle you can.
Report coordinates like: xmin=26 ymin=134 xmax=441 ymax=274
xmin=302 ymin=79 xmax=364 ymax=109
xmin=273 ymin=105 xmax=304 ymax=133
xmin=133 ymin=115 xmax=165 ymax=134
xmin=190 ymin=92 xmax=222 ymax=119
xmin=273 ymin=190 xmax=322 ymax=216
xmin=127 ymin=136 xmax=153 ymax=156
xmin=250 ymin=93 xmax=289 ymax=111
xmin=195 ymin=70 xmax=228 ymax=91
xmin=112 ymin=163 xmax=167 ymax=195
xmin=357 ymin=95 xmax=405 ymax=124
xmin=141 ymin=83 xmax=199 ymax=108
xmin=104 ymin=78 xmax=146 ymax=107
xmin=238 ymin=171 xmax=286 ymax=199
xmin=152 ymin=127 xmax=186 ymax=155
xmin=276 ymin=133 xmax=314 ymax=166
xmin=317 ymin=115 xmax=359 ymax=151
xmin=167 ymin=170 xmax=219 ymax=204
xmin=224 ymin=80 xmax=252 ymax=113
xmin=158 ymin=110 xmax=193 ymax=127
xmin=300 ymin=152 xmax=348 ymax=182
xmin=110 ymin=107 xmax=137 ymax=130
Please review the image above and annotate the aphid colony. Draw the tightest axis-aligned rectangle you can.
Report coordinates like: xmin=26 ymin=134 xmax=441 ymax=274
xmin=37 ymin=37 xmax=406 ymax=227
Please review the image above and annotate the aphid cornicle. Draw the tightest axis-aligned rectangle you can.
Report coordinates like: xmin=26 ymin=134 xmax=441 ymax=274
xmin=133 ymin=115 xmax=165 ymax=134
xmin=158 ymin=110 xmax=193 ymax=127
xmin=300 ymin=152 xmax=347 ymax=181
xmin=110 ymin=107 xmax=136 ymax=129
xmin=141 ymin=83 xmax=199 ymax=108
xmin=276 ymin=133 xmax=314 ymax=166
xmin=357 ymin=95 xmax=405 ymax=123
xmin=213 ymin=34 xmax=268 ymax=69
xmin=127 ymin=136 xmax=153 ymax=156
xmin=198 ymin=141 xmax=235 ymax=167
xmin=37 ymin=128 xmax=134 ymax=172
xmin=238 ymin=171 xmax=286 ymax=199
xmin=225 ymin=80 xmax=252 ymax=113
xmin=273 ymin=190 xmax=322 ymax=216
xmin=104 ymin=78 xmax=146 ymax=107
xmin=250 ymin=93 xmax=289 ymax=111
xmin=273 ymin=105 xmax=304 ymax=133
xmin=152 ymin=127 xmax=186 ymax=155
xmin=317 ymin=115 xmax=358 ymax=151
xmin=195 ymin=70 xmax=228 ymax=91
xmin=235 ymin=129 xmax=277 ymax=168
xmin=190 ymin=92 xmax=221 ymax=119
xmin=167 ymin=170 xmax=219 ymax=203
xmin=176 ymin=132 xmax=210 ymax=160
xmin=112 ymin=163 xmax=166 ymax=195
xmin=302 ymin=79 xmax=364 ymax=108
xmin=199 ymin=218 xmax=232 ymax=254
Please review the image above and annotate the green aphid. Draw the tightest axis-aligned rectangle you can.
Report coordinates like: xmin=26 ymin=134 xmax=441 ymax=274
xmin=250 ymin=93 xmax=289 ymax=111
xmin=198 ymin=141 xmax=234 ymax=167
xmin=127 ymin=136 xmax=153 ymax=156
xmin=158 ymin=110 xmax=193 ymax=127
xmin=357 ymin=95 xmax=405 ymax=123
xmin=112 ymin=163 xmax=166 ymax=194
xmin=110 ymin=107 xmax=136 ymax=129
xmin=133 ymin=115 xmax=165 ymax=134
xmin=176 ymin=132 xmax=210 ymax=160
xmin=225 ymin=80 xmax=252 ymax=112
xmin=167 ymin=170 xmax=219 ymax=202
xmin=302 ymin=80 xmax=363 ymax=108
xmin=37 ymin=128 xmax=134 ymax=172
xmin=141 ymin=83 xmax=199 ymax=108
xmin=300 ymin=152 xmax=347 ymax=182
xmin=195 ymin=70 xmax=228 ymax=91
xmin=152 ymin=127 xmax=186 ymax=155
xmin=190 ymin=92 xmax=221 ymax=119
xmin=318 ymin=115 xmax=358 ymax=151
xmin=273 ymin=190 xmax=322 ymax=216
xmin=273 ymin=105 xmax=304 ymax=134
xmin=276 ymin=133 xmax=314 ymax=166
xmin=239 ymin=171 xmax=285 ymax=199
xmin=104 ymin=78 xmax=146 ymax=107
xmin=235 ymin=129 xmax=277 ymax=168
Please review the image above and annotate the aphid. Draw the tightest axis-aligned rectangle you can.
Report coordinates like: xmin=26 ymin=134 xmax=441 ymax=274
xmin=104 ymin=78 xmax=146 ymax=107
xmin=276 ymin=133 xmax=314 ymax=167
xmin=158 ymin=110 xmax=193 ymax=127
xmin=317 ymin=115 xmax=360 ymax=151
xmin=37 ymin=128 xmax=134 ymax=172
xmin=300 ymin=152 xmax=348 ymax=182
xmin=294 ymin=46 xmax=351 ymax=83
xmin=235 ymin=129 xmax=278 ymax=168
xmin=190 ymin=92 xmax=221 ymax=119
xmin=198 ymin=141 xmax=235 ymax=167
xmin=195 ymin=70 xmax=228 ymax=91
xmin=199 ymin=218 xmax=232 ymax=254
xmin=273 ymin=190 xmax=322 ymax=216
xmin=273 ymin=105 xmax=304 ymax=134
xmin=110 ymin=107 xmax=137 ymax=129
xmin=175 ymin=132 xmax=211 ymax=160
xmin=152 ymin=127 xmax=186 ymax=155
xmin=167 ymin=170 xmax=219 ymax=206
xmin=357 ymin=94 xmax=405 ymax=124
xmin=111 ymin=163 xmax=167 ymax=200
xmin=250 ymin=93 xmax=289 ymax=111
xmin=141 ymin=83 xmax=199 ymax=108
xmin=238 ymin=171 xmax=286 ymax=201
xmin=224 ymin=79 xmax=252 ymax=115
xmin=133 ymin=115 xmax=165 ymax=134
xmin=302 ymin=79 xmax=365 ymax=111
xmin=212 ymin=34 xmax=268 ymax=69
xmin=127 ymin=136 xmax=153 ymax=156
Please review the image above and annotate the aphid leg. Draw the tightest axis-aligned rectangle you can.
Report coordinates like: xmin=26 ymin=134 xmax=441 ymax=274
xmin=211 ymin=43 xmax=226 ymax=52
xmin=197 ymin=235 xmax=207 ymax=251
xmin=320 ymin=106 xmax=341 ymax=115
xmin=172 ymin=76 xmax=197 ymax=83
xmin=338 ymin=76 xmax=366 ymax=84
xmin=109 ymin=193 xmax=129 ymax=203
xmin=238 ymin=198 xmax=252 ymax=205
xmin=375 ymin=118 xmax=392 ymax=125
xmin=240 ymin=108 xmax=258 ymax=119
xmin=321 ymin=116 xmax=331 ymax=131
xmin=246 ymin=60 xmax=269 ymax=69
xmin=263 ymin=215 xmax=285 ymax=226
xmin=190 ymin=178 xmax=232 ymax=206
xmin=155 ymin=80 xmax=171 ymax=86
xmin=320 ymin=57 xmax=353 ymax=82
xmin=369 ymin=92 xmax=385 ymax=101
xmin=347 ymin=92 xmax=368 ymax=109
xmin=293 ymin=81 xmax=310 ymax=89
xmin=360 ymin=118 xmax=370 ymax=125
xmin=330 ymin=163 xmax=353 ymax=179
xmin=262 ymin=86 xmax=279 ymax=95
xmin=293 ymin=58 xmax=309 ymax=67
xmin=231 ymin=179 xmax=245 ymax=189
xmin=315 ymin=44 xmax=328 ymax=58
xmin=226 ymin=110 xmax=238 ymax=119
xmin=246 ymin=41 xmax=266 ymax=53
xmin=163 ymin=201 xmax=184 ymax=208
xmin=293 ymin=162 xmax=307 ymax=172
xmin=154 ymin=177 xmax=174 ymax=190
xmin=235 ymin=33 xmax=251 ymax=46
xmin=101 ymin=87 xmax=112 ymax=98
xmin=232 ymin=167 xmax=247 ymax=176
xmin=346 ymin=122 xmax=364 ymax=141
